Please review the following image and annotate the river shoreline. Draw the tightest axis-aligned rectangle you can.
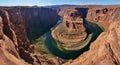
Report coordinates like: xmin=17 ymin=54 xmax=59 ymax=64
xmin=44 ymin=19 xmax=104 ymax=59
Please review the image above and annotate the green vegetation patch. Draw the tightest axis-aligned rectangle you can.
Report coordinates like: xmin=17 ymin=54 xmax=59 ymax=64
xmin=34 ymin=37 xmax=54 ymax=57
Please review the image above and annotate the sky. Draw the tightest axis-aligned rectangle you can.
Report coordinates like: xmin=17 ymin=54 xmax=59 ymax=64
xmin=0 ymin=0 xmax=120 ymax=6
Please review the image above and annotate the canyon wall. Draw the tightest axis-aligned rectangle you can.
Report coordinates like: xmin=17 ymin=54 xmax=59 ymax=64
xmin=87 ymin=7 xmax=120 ymax=30
xmin=0 ymin=7 xmax=60 ymax=65
xmin=61 ymin=6 xmax=120 ymax=65
xmin=59 ymin=6 xmax=120 ymax=30
xmin=0 ymin=6 xmax=120 ymax=65
xmin=64 ymin=20 xmax=120 ymax=65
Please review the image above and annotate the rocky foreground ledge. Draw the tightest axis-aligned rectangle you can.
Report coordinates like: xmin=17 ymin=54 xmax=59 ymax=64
xmin=61 ymin=6 xmax=120 ymax=65
xmin=63 ymin=21 xmax=120 ymax=65
xmin=0 ymin=6 xmax=60 ymax=65
xmin=0 ymin=6 xmax=120 ymax=65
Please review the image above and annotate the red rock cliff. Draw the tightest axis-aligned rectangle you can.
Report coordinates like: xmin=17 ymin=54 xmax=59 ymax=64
xmin=0 ymin=6 xmax=120 ymax=65
xmin=0 ymin=7 xmax=59 ymax=65
xmin=61 ymin=6 xmax=120 ymax=65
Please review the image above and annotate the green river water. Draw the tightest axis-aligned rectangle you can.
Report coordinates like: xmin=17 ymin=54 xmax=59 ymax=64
xmin=44 ymin=19 xmax=104 ymax=59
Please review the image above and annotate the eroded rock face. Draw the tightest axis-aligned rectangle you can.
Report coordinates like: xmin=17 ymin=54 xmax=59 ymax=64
xmin=0 ymin=16 xmax=29 ymax=65
xmin=87 ymin=7 xmax=120 ymax=30
xmin=62 ymin=6 xmax=120 ymax=65
xmin=63 ymin=21 xmax=120 ymax=65
xmin=0 ymin=7 xmax=60 ymax=65
xmin=0 ymin=5 xmax=120 ymax=65
xmin=52 ymin=9 xmax=89 ymax=51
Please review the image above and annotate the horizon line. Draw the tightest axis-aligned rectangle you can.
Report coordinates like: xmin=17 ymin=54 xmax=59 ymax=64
xmin=0 ymin=4 xmax=120 ymax=7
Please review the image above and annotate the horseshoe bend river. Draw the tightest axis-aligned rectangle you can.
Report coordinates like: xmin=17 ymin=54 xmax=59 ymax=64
xmin=44 ymin=19 xmax=104 ymax=59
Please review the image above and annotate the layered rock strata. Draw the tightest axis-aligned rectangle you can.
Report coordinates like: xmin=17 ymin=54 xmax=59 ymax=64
xmin=63 ymin=20 xmax=120 ymax=65
xmin=0 ymin=7 xmax=60 ymax=65
xmin=52 ymin=8 xmax=103 ymax=51
xmin=52 ymin=9 xmax=87 ymax=49
xmin=0 ymin=6 xmax=120 ymax=65
xmin=62 ymin=6 xmax=120 ymax=65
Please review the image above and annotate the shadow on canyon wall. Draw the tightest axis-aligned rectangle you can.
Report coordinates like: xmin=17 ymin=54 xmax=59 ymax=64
xmin=75 ymin=8 xmax=89 ymax=18
xmin=0 ymin=6 xmax=120 ymax=65
xmin=0 ymin=7 xmax=60 ymax=64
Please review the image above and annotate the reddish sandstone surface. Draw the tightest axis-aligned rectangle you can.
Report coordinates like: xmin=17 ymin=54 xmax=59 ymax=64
xmin=63 ymin=21 xmax=120 ymax=65
xmin=61 ymin=6 xmax=120 ymax=65
xmin=0 ymin=5 xmax=120 ymax=65
xmin=0 ymin=7 xmax=60 ymax=65
xmin=52 ymin=9 xmax=87 ymax=48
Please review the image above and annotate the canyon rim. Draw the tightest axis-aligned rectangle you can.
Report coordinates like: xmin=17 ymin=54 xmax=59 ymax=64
xmin=0 ymin=3 xmax=120 ymax=65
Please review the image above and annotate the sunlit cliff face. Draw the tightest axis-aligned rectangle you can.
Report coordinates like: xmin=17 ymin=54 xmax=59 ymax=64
xmin=52 ymin=9 xmax=89 ymax=51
